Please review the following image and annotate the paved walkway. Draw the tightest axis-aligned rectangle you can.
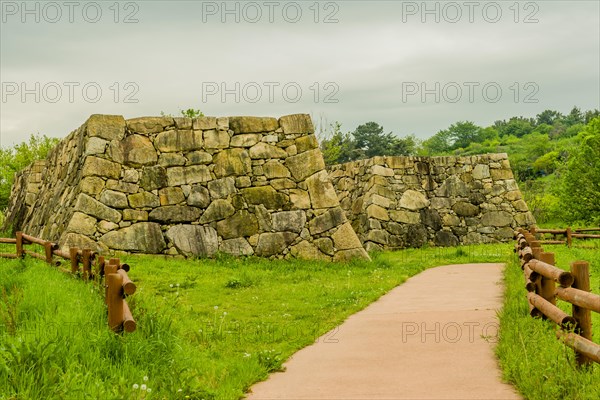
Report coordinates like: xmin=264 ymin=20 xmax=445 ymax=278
xmin=246 ymin=263 xmax=521 ymax=399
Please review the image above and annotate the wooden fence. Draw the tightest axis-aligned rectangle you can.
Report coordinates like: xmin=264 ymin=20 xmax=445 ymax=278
xmin=514 ymin=228 xmax=600 ymax=366
xmin=531 ymin=226 xmax=600 ymax=248
xmin=0 ymin=231 xmax=136 ymax=333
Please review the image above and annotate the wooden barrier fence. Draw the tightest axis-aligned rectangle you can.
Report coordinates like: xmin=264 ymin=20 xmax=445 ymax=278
xmin=531 ymin=226 xmax=600 ymax=248
xmin=0 ymin=231 xmax=136 ymax=333
xmin=514 ymin=228 xmax=600 ymax=366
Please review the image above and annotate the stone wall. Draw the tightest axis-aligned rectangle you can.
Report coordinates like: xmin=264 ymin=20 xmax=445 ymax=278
xmin=328 ymin=154 xmax=535 ymax=251
xmin=4 ymin=114 xmax=369 ymax=262
xmin=3 ymin=160 xmax=46 ymax=233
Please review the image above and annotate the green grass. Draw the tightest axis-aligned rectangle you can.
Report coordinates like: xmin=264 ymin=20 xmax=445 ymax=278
xmin=1 ymin=244 xmax=507 ymax=400
xmin=2 ymin=240 xmax=598 ymax=399
xmin=496 ymin=240 xmax=600 ymax=400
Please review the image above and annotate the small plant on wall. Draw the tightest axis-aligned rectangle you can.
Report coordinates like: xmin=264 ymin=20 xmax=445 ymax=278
xmin=160 ymin=109 xmax=204 ymax=118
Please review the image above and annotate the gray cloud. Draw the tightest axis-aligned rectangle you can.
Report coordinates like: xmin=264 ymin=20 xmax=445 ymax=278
xmin=1 ymin=0 xmax=598 ymax=146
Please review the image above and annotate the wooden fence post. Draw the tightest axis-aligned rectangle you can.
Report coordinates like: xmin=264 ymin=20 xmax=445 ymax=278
xmin=82 ymin=249 xmax=92 ymax=280
xmin=571 ymin=261 xmax=592 ymax=366
xmin=526 ymin=240 xmax=543 ymax=318
xmin=106 ymin=272 xmax=124 ymax=332
xmin=539 ymin=252 xmax=556 ymax=305
xmin=43 ymin=241 xmax=54 ymax=265
xmin=530 ymin=240 xmax=542 ymax=259
xmin=15 ymin=231 xmax=24 ymax=258
xmin=70 ymin=247 xmax=79 ymax=274
xmin=104 ymin=261 xmax=119 ymax=304
xmin=566 ymin=227 xmax=572 ymax=248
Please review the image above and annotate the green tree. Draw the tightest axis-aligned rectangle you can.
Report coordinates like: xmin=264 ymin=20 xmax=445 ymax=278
xmin=0 ymin=134 xmax=59 ymax=211
xmin=320 ymin=121 xmax=417 ymax=164
xmin=548 ymin=121 xmax=567 ymax=139
xmin=533 ymin=151 xmax=560 ymax=175
xmin=532 ymin=123 xmax=552 ymax=136
xmin=559 ymin=117 xmax=600 ymax=223
xmin=563 ymin=123 xmax=585 ymax=138
xmin=319 ymin=122 xmax=354 ymax=165
xmin=388 ymin=134 xmax=417 ymax=157
xmin=434 ymin=121 xmax=493 ymax=150
xmin=536 ymin=109 xmax=563 ymax=126
xmin=350 ymin=122 xmax=416 ymax=160
xmin=495 ymin=117 xmax=534 ymax=137
xmin=421 ymin=129 xmax=451 ymax=155
xmin=584 ymin=109 xmax=600 ymax=123
xmin=563 ymin=106 xmax=584 ymax=127
xmin=447 ymin=121 xmax=481 ymax=149
xmin=508 ymin=132 xmax=551 ymax=181
xmin=351 ymin=122 xmax=387 ymax=159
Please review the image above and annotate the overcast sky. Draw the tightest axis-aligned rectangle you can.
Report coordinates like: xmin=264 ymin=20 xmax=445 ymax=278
xmin=1 ymin=0 xmax=599 ymax=147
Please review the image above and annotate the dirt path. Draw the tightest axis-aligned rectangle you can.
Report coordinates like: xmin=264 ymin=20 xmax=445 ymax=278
xmin=246 ymin=263 xmax=521 ymax=399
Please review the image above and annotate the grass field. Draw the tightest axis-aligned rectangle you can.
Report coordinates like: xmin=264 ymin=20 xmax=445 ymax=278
xmin=0 ymin=240 xmax=598 ymax=399
xmin=1 ymin=244 xmax=505 ymax=399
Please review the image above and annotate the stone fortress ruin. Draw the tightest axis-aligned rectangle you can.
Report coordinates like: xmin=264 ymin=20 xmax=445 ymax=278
xmin=3 ymin=113 xmax=535 ymax=261
xmin=4 ymin=114 xmax=369 ymax=261
xmin=328 ymin=155 xmax=535 ymax=252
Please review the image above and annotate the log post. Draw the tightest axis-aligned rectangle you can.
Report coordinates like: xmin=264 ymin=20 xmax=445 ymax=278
xmin=530 ymin=240 xmax=542 ymax=259
xmin=43 ymin=241 xmax=54 ymax=264
xmin=70 ymin=247 xmax=79 ymax=274
xmin=106 ymin=273 xmax=124 ymax=332
xmin=15 ymin=231 xmax=24 ymax=258
xmin=539 ymin=252 xmax=556 ymax=306
xmin=566 ymin=227 xmax=572 ymax=248
xmin=571 ymin=261 xmax=592 ymax=366
xmin=525 ymin=262 xmax=540 ymax=318
xmin=104 ymin=261 xmax=118 ymax=304
xmin=524 ymin=232 xmax=535 ymax=243
xmin=82 ymin=249 xmax=92 ymax=280
xmin=105 ymin=260 xmax=118 ymax=274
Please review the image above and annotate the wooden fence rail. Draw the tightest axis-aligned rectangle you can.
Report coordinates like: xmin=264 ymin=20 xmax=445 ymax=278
xmin=0 ymin=231 xmax=136 ymax=333
xmin=531 ymin=226 xmax=600 ymax=248
xmin=514 ymin=228 xmax=600 ymax=366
